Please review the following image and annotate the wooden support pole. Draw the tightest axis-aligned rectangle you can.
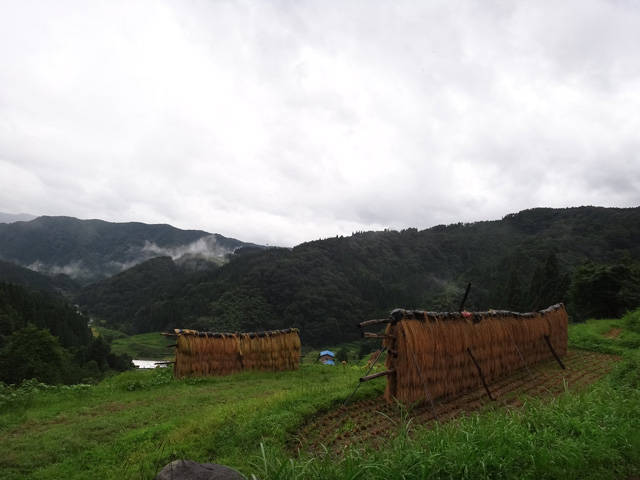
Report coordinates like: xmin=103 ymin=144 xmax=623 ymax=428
xmin=467 ymin=348 xmax=494 ymax=401
xmin=362 ymin=332 xmax=396 ymax=340
xmin=357 ymin=318 xmax=392 ymax=328
xmin=544 ymin=335 xmax=566 ymax=370
xmin=344 ymin=347 xmax=387 ymax=406
xmin=458 ymin=282 xmax=472 ymax=312
xmin=166 ymin=344 xmax=178 ymax=348
xmin=360 ymin=369 xmax=395 ymax=382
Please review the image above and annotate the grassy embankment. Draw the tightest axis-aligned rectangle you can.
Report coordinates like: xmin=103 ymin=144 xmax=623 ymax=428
xmin=1 ymin=309 xmax=640 ymax=480
xmin=91 ymin=325 xmax=174 ymax=360
xmin=0 ymin=364 xmax=380 ymax=479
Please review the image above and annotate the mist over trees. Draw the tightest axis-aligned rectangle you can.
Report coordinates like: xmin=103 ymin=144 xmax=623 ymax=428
xmin=0 ymin=216 xmax=257 ymax=284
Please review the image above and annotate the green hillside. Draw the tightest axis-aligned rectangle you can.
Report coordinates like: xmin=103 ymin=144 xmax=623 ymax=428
xmin=0 ymin=259 xmax=80 ymax=297
xmin=76 ymin=256 xmax=189 ymax=333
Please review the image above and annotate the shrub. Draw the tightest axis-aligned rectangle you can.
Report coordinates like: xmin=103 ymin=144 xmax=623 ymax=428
xmin=623 ymin=307 xmax=640 ymax=335
xmin=0 ymin=324 xmax=65 ymax=385
xmin=609 ymin=351 xmax=640 ymax=390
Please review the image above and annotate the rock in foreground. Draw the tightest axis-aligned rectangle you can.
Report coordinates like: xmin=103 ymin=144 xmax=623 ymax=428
xmin=155 ymin=459 xmax=246 ymax=480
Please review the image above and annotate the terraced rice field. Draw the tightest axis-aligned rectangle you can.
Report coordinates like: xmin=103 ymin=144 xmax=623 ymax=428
xmin=292 ymin=349 xmax=619 ymax=455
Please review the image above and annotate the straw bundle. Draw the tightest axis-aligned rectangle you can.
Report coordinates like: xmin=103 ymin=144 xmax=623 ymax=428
xmin=173 ymin=328 xmax=300 ymax=378
xmin=382 ymin=304 xmax=568 ymax=404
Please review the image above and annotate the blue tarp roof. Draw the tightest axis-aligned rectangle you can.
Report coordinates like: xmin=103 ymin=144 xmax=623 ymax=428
xmin=320 ymin=350 xmax=335 ymax=357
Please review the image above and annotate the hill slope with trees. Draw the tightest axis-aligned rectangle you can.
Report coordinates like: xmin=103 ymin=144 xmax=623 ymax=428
xmin=76 ymin=206 xmax=640 ymax=345
xmin=0 ymin=281 xmax=132 ymax=385
xmin=0 ymin=259 xmax=81 ymax=297
xmin=0 ymin=216 xmax=259 ymax=284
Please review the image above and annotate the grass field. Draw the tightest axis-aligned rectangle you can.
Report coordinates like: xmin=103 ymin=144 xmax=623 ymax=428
xmin=2 ymin=311 xmax=639 ymax=480
xmin=91 ymin=325 xmax=175 ymax=360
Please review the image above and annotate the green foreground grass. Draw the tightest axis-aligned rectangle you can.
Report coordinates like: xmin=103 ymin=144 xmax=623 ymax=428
xmin=2 ymin=311 xmax=640 ymax=480
xmin=0 ymin=365 xmax=381 ymax=479
xmin=259 ymin=385 xmax=640 ymax=480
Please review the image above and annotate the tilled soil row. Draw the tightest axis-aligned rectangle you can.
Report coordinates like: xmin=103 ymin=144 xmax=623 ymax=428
xmin=292 ymin=350 xmax=619 ymax=455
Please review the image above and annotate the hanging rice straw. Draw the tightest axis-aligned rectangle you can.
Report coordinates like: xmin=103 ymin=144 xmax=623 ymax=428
xmin=381 ymin=304 xmax=568 ymax=405
xmin=172 ymin=328 xmax=301 ymax=378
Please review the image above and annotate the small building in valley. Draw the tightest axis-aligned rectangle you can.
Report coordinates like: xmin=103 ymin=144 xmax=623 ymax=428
xmin=319 ymin=350 xmax=335 ymax=365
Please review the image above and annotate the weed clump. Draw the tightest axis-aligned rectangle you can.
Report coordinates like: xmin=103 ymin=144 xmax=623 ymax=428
xmin=623 ymin=307 xmax=640 ymax=335
xmin=609 ymin=351 xmax=640 ymax=390
xmin=0 ymin=379 xmax=92 ymax=410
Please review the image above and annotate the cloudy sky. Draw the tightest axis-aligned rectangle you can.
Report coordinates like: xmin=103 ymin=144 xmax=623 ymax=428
xmin=1 ymin=0 xmax=639 ymax=247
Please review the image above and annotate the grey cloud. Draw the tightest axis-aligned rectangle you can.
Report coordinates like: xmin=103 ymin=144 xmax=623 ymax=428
xmin=1 ymin=0 xmax=639 ymax=247
xmin=141 ymin=236 xmax=235 ymax=261
xmin=23 ymin=235 xmax=235 ymax=280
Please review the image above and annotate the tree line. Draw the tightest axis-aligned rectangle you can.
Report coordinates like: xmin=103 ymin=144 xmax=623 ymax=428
xmin=0 ymin=281 xmax=132 ymax=386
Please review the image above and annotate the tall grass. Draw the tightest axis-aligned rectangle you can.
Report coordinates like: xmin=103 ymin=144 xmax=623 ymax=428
xmin=257 ymin=385 xmax=640 ymax=480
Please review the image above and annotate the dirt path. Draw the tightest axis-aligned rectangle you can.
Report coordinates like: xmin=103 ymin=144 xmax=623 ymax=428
xmin=292 ymin=349 xmax=619 ymax=455
xmin=603 ymin=327 xmax=623 ymax=338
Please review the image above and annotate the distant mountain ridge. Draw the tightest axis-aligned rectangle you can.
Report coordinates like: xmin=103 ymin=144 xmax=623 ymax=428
xmin=0 ymin=215 xmax=261 ymax=284
xmin=0 ymin=212 xmax=37 ymax=223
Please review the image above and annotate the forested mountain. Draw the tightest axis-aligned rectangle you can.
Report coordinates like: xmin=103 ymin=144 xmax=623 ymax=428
xmin=0 ymin=259 xmax=81 ymax=296
xmin=76 ymin=256 xmax=191 ymax=332
xmin=0 ymin=216 xmax=260 ymax=284
xmin=0 ymin=281 xmax=132 ymax=385
xmin=0 ymin=281 xmax=91 ymax=349
xmin=76 ymin=206 xmax=640 ymax=345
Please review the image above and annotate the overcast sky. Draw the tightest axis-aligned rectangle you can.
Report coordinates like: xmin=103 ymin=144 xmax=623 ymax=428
xmin=1 ymin=0 xmax=639 ymax=247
